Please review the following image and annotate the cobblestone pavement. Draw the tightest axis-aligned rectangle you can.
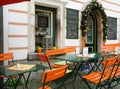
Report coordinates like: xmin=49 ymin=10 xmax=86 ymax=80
xmin=8 ymin=59 xmax=120 ymax=89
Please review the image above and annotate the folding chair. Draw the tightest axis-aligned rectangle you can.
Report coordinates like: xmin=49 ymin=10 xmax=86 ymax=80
xmin=38 ymin=65 xmax=68 ymax=89
xmin=60 ymin=46 xmax=76 ymax=54
xmin=102 ymin=55 xmax=118 ymax=67
xmin=46 ymin=49 xmax=73 ymax=67
xmin=82 ymin=55 xmax=119 ymax=89
xmin=38 ymin=53 xmax=67 ymax=70
xmin=38 ymin=54 xmax=74 ymax=88
xmin=102 ymin=55 xmax=120 ymax=88
xmin=0 ymin=52 xmax=19 ymax=89
xmin=45 ymin=49 xmax=66 ymax=57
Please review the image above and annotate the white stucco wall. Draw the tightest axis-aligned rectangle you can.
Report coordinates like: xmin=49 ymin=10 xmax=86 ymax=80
xmin=101 ymin=0 xmax=120 ymax=44
xmin=3 ymin=0 xmax=120 ymax=60
xmin=3 ymin=2 xmax=29 ymax=60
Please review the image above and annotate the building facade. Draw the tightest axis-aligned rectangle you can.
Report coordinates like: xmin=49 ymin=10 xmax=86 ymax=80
xmin=1 ymin=0 xmax=120 ymax=60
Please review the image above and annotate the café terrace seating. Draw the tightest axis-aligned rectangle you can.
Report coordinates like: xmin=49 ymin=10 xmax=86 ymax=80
xmin=82 ymin=55 xmax=120 ymax=89
xmin=1 ymin=50 xmax=120 ymax=89
xmin=101 ymin=43 xmax=120 ymax=53
xmin=45 ymin=47 xmax=76 ymax=66
xmin=0 ymin=52 xmax=19 ymax=89
xmin=38 ymin=53 xmax=65 ymax=70
xmin=38 ymin=50 xmax=71 ymax=73
xmin=38 ymin=65 xmax=68 ymax=89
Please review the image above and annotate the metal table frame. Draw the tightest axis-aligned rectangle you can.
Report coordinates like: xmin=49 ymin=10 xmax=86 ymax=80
xmin=0 ymin=63 xmax=47 ymax=89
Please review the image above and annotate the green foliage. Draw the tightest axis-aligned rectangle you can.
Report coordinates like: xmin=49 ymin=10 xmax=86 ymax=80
xmin=6 ymin=78 xmax=23 ymax=87
xmin=80 ymin=0 xmax=108 ymax=41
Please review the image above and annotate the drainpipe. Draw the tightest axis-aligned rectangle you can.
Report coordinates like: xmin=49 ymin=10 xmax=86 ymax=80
xmin=0 ymin=6 xmax=4 ymax=89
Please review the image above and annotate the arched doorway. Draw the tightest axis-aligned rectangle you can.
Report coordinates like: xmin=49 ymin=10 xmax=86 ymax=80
xmin=80 ymin=0 xmax=108 ymax=52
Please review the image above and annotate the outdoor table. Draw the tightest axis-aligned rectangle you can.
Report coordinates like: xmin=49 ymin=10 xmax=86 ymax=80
xmin=55 ymin=52 xmax=102 ymax=81
xmin=0 ymin=62 xmax=47 ymax=89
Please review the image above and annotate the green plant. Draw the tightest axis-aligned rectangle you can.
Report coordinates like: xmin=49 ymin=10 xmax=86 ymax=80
xmin=80 ymin=0 xmax=108 ymax=41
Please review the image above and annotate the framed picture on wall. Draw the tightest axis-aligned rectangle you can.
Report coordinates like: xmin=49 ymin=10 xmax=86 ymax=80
xmin=38 ymin=16 xmax=48 ymax=28
xmin=107 ymin=17 xmax=117 ymax=40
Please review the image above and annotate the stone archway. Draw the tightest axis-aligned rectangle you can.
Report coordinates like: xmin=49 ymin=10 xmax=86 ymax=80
xmin=80 ymin=0 xmax=108 ymax=52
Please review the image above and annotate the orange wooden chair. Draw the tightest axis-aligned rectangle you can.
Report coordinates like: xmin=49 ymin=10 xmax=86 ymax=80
xmin=38 ymin=53 xmax=73 ymax=85
xmin=102 ymin=55 xmax=118 ymax=67
xmin=46 ymin=49 xmax=73 ymax=67
xmin=102 ymin=55 xmax=120 ymax=88
xmin=38 ymin=65 xmax=68 ymax=89
xmin=101 ymin=46 xmax=115 ymax=53
xmin=38 ymin=53 xmax=66 ymax=70
xmin=46 ymin=49 xmax=73 ymax=66
xmin=60 ymin=46 xmax=76 ymax=54
xmin=82 ymin=55 xmax=119 ymax=89
xmin=45 ymin=49 xmax=66 ymax=57
xmin=0 ymin=52 xmax=19 ymax=88
xmin=0 ymin=52 xmax=14 ymax=63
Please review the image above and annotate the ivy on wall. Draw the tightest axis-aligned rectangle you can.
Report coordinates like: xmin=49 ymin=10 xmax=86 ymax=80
xmin=80 ymin=0 xmax=108 ymax=41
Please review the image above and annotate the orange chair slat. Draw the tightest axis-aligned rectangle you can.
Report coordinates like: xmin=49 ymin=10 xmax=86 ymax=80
xmin=51 ymin=64 xmax=65 ymax=68
xmin=102 ymin=56 xmax=118 ymax=67
xmin=103 ymin=43 xmax=120 ymax=52
xmin=42 ymin=65 xmax=67 ymax=76
xmin=82 ymin=72 xmax=98 ymax=79
xmin=41 ymin=65 xmax=68 ymax=83
xmin=38 ymin=85 xmax=51 ymax=89
xmin=46 ymin=49 xmax=65 ymax=56
xmin=0 ymin=52 xmax=14 ymax=61
xmin=43 ymin=73 xmax=65 ymax=83
xmin=115 ymin=71 xmax=120 ymax=76
xmin=83 ymin=72 xmax=108 ymax=84
xmin=93 ymin=77 xmax=108 ymax=84
xmin=38 ymin=54 xmax=51 ymax=62
xmin=60 ymin=47 xmax=76 ymax=53
xmin=105 ymin=66 xmax=120 ymax=78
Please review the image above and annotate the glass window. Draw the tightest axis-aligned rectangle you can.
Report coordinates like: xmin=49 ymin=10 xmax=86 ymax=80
xmin=86 ymin=16 xmax=93 ymax=44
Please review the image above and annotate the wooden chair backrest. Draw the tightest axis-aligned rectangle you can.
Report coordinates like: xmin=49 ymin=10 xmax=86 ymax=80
xmin=105 ymin=43 xmax=120 ymax=47
xmin=102 ymin=56 xmax=118 ymax=67
xmin=0 ymin=52 xmax=14 ymax=61
xmin=103 ymin=43 xmax=120 ymax=52
xmin=104 ymin=56 xmax=120 ymax=79
xmin=45 ymin=49 xmax=66 ymax=57
xmin=101 ymin=46 xmax=115 ymax=52
xmin=38 ymin=54 xmax=50 ymax=62
xmin=38 ymin=53 xmax=52 ymax=70
xmin=60 ymin=46 xmax=76 ymax=54
xmin=41 ymin=65 xmax=68 ymax=83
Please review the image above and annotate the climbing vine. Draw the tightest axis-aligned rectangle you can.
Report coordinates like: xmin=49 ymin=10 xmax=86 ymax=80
xmin=80 ymin=0 xmax=108 ymax=41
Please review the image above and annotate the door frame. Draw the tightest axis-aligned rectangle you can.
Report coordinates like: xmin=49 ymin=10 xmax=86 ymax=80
xmin=86 ymin=11 xmax=98 ymax=52
xmin=35 ymin=5 xmax=57 ymax=46
xmin=80 ymin=1 xmax=108 ymax=52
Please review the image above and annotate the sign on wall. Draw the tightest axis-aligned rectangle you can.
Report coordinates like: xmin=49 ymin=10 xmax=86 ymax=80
xmin=66 ymin=8 xmax=79 ymax=39
xmin=107 ymin=17 xmax=117 ymax=40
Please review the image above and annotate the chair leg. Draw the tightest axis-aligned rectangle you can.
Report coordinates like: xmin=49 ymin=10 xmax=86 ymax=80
xmin=72 ymin=83 xmax=75 ymax=89
xmin=82 ymin=79 xmax=93 ymax=89
xmin=63 ymin=85 xmax=67 ymax=89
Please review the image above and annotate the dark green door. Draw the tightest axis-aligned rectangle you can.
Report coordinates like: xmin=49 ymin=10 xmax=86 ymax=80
xmin=86 ymin=13 xmax=97 ymax=53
